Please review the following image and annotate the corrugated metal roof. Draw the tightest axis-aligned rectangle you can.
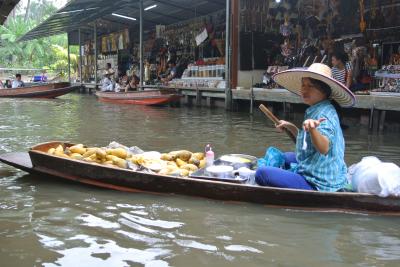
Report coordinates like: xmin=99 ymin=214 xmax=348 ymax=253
xmin=0 ymin=0 xmax=21 ymax=25
xmin=19 ymin=0 xmax=226 ymax=42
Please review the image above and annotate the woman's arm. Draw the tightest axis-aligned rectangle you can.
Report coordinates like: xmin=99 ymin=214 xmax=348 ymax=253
xmin=346 ymin=69 xmax=353 ymax=89
xmin=303 ymin=119 xmax=329 ymax=155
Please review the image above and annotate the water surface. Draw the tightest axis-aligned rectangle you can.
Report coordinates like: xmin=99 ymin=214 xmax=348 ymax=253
xmin=0 ymin=94 xmax=399 ymax=266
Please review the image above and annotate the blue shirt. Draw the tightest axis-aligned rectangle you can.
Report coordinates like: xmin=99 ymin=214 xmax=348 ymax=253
xmin=295 ymin=100 xmax=347 ymax=192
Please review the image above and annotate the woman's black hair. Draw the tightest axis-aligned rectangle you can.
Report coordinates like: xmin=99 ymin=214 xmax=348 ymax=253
xmin=331 ymin=51 xmax=348 ymax=64
xmin=307 ymin=77 xmax=344 ymax=128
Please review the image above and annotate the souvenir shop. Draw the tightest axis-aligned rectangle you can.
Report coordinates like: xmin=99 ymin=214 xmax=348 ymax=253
xmin=234 ymin=0 xmax=400 ymax=95
xmin=75 ymin=0 xmax=399 ymax=96
xmin=77 ymin=9 xmax=228 ymax=90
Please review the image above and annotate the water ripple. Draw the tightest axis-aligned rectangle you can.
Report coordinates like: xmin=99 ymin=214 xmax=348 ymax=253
xmin=0 ymin=94 xmax=400 ymax=266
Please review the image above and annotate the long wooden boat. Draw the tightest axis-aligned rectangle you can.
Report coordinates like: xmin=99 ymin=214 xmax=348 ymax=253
xmin=0 ymin=82 xmax=78 ymax=98
xmin=95 ymin=89 xmax=181 ymax=105
xmin=1 ymin=141 xmax=400 ymax=215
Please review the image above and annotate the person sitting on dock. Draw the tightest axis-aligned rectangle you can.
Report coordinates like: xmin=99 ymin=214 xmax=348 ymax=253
xmin=100 ymin=70 xmax=114 ymax=92
xmin=161 ymin=61 xmax=177 ymax=83
xmin=256 ymin=63 xmax=355 ymax=192
xmin=12 ymin=74 xmax=25 ymax=88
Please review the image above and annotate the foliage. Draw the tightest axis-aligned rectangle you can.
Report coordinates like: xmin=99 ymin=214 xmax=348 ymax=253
xmin=0 ymin=0 xmax=77 ymax=74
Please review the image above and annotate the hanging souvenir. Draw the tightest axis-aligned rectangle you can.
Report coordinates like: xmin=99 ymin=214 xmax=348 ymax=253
xmin=118 ymin=33 xmax=124 ymax=50
xmin=111 ymin=33 xmax=117 ymax=51
xmin=124 ymin=29 xmax=130 ymax=48
xmin=102 ymin=36 xmax=107 ymax=53
xmin=359 ymin=0 xmax=366 ymax=32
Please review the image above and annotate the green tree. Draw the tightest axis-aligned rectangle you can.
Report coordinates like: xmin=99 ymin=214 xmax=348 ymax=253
xmin=0 ymin=0 xmax=76 ymax=75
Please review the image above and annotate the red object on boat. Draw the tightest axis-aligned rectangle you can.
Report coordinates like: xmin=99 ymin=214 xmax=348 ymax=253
xmin=0 ymin=82 xmax=78 ymax=98
xmin=95 ymin=89 xmax=181 ymax=106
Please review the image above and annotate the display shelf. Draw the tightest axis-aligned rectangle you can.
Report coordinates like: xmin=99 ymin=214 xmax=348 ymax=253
xmin=374 ymin=73 xmax=400 ymax=79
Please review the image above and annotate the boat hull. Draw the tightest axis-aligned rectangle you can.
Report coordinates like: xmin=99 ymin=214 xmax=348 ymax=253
xmin=1 ymin=141 xmax=399 ymax=215
xmin=95 ymin=89 xmax=181 ymax=106
xmin=0 ymin=82 xmax=77 ymax=98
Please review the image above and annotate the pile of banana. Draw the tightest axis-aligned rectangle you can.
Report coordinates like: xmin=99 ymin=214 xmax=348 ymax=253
xmin=47 ymin=144 xmax=206 ymax=177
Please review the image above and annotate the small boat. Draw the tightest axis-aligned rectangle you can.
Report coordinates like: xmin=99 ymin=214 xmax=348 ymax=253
xmin=0 ymin=82 xmax=78 ymax=98
xmin=1 ymin=141 xmax=400 ymax=215
xmin=95 ymin=89 xmax=181 ymax=105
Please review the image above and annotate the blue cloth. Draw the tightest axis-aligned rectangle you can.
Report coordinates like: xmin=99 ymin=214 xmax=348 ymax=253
xmin=263 ymin=146 xmax=285 ymax=168
xmin=295 ymin=100 xmax=347 ymax=192
xmin=255 ymin=152 xmax=315 ymax=190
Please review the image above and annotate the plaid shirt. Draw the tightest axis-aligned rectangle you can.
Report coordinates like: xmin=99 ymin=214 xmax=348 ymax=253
xmin=295 ymin=100 xmax=347 ymax=192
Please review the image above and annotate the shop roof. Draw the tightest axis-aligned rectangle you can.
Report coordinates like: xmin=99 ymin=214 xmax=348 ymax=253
xmin=18 ymin=0 xmax=226 ymax=42
xmin=0 ymin=0 xmax=21 ymax=25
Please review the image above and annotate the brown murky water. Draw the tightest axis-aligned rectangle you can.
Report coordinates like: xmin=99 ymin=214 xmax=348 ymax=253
xmin=1 ymin=94 xmax=400 ymax=267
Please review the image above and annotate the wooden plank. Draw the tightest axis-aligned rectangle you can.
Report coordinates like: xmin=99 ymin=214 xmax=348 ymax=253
xmin=232 ymin=89 xmax=400 ymax=112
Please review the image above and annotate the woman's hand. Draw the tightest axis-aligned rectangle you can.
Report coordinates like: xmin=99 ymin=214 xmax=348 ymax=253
xmin=275 ymin=120 xmax=291 ymax=132
xmin=302 ymin=118 xmax=326 ymax=132
xmin=302 ymin=118 xmax=329 ymax=155
xmin=275 ymin=120 xmax=299 ymax=137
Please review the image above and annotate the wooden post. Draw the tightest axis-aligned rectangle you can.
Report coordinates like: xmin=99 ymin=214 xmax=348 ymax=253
xmin=231 ymin=0 xmax=239 ymax=89
xmin=372 ymin=109 xmax=380 ymax=132
xmin=379 ymin=110 xmax=386 ymax=132
xmin=250 ymin=76 xmax=254 ymax=114
xmin=184 ymin=94 xmax=190 ymax=105
xmin=196 ymin=86 xmax=201 ymax=106
xmin=206 ymin=96 xmax=212 ymax=107
xmin=369 ymin=105 xmax=374 ymax=130
xmin=224 ymin=0 xmax=232 ymax=110
xmin=94 ymin=22 xmax=98 ymax=90
xmin=139 ymin=0 xmax=144 ymax=90
xmin=67 ymin=33 xmax=71 ymax=83
xmin=78 ymin=28 xmax=82 ymax=84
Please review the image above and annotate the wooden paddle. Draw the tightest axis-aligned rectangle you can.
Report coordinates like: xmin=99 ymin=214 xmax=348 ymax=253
xmin=259 ymin=104 xmax=297 ymax=143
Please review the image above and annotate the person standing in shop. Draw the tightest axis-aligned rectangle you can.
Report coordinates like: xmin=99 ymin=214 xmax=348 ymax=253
xmin=331 ymin=51 xmax=353 ymax=89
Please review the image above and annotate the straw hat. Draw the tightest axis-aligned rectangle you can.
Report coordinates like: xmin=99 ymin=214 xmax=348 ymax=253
xmin=273 ymin=63 xmax=356 ymax=107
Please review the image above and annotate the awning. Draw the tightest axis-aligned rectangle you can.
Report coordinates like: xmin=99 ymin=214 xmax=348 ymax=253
xmin=0 ymin=0 xmax=21 ymax=25
xmin=18 ymin=0 xmax=226 ymax=42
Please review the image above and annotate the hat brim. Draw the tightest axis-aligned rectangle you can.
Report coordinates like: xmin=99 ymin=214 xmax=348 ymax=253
xmin=273 ymin=69 xmax=356 ymax=107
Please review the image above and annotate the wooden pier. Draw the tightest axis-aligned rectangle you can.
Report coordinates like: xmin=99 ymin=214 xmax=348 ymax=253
xmin=76 ymin=84 xmax=399 ymax=130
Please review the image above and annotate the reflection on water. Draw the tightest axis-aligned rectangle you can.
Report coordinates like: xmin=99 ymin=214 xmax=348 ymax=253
xmin=0 ymin=93 xmax=400 ymax=266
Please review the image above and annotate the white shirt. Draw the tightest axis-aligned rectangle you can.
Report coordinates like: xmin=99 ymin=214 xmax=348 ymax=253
xmin=332 ymin=62 xmax=352 ymax=85
xmin=101 ymin=77 xmax=114 ymax=91
xmin=12 ymin=80 xmax=25 ymax=88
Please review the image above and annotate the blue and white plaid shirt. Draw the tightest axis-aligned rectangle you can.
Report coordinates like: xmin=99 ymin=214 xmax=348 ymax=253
xmin=295 ymin=100 xmax=347 ymax=192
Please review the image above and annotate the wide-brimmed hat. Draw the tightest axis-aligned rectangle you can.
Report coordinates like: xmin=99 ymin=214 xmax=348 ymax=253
xmin=273 ymin=63 xmax=356 ymax=107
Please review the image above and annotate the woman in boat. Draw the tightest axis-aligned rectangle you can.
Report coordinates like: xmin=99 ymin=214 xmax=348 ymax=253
xmin=12 ymin=74 xmax=25 ymax=88
xmin=124 ymin=74 xmax=139 ymax=92
xmin=100 ymin=70 xmax=114 ymax=92
xmin=5 ymin=79 xmax=12 ymax=88
xmin=255 ymin=63 xmax=355 ymax=192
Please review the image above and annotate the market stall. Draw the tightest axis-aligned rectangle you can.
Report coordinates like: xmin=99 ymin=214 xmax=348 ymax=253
xmin=233 ymin=0 xmax=400 ymax=97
